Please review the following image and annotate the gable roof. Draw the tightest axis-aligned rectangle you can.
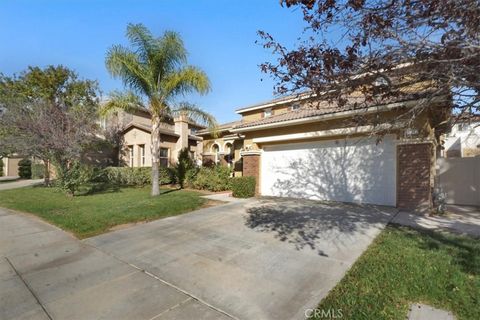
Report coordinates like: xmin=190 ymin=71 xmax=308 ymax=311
xmin=122 ymin=122 xmax=180 ymax=137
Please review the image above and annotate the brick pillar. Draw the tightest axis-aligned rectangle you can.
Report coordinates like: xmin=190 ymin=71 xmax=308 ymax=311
xmin=242 ymin=151 xmax=261 ymax=195
xmin=397 ymin=142 xmax=433 ymax=213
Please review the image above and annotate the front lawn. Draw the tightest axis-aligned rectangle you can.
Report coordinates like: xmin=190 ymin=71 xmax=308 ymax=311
xmin=0 ymin=186 xmax=208 ymax=238
xmin=315 ymin=225 xmax=479 ymax=320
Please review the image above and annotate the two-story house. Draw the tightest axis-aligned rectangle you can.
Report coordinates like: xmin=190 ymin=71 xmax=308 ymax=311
xmin=199 ymin=87 xmax=451 ymax=212
xmin=104 ymin=108 xmax=205 ymax=168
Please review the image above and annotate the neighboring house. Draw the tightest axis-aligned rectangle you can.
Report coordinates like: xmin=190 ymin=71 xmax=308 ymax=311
xmin=1 ymin=156 xmax=22 ymax=177
xmin=199 ymin=89 xmax=450 ymax=212
xmin=107 ymin=109 xmax=204 ymax=168
xmin=442 ymin=116 xmax=480 ymax=158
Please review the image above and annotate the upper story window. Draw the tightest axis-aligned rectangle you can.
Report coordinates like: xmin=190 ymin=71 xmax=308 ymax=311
xmin=263 ymin=108 xmax=272 ymax=118
xmin=128 ymin=145 xmax=134 ymax=167
xmin=289 ymin=103 xmax=300 ymax=111
xmin=457 ymin=123 xmax=470 ymax=132
xmin=190 ymin=127 xmax=197 ymax=134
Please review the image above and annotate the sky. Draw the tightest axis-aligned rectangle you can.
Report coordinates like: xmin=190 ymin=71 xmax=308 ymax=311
xmin=0 ymin=0 xmax=306 ymax=123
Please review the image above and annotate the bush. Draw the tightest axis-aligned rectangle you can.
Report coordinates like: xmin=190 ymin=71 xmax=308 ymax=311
xmin=103 ymin=166 xmax=173 ymax=186
xmin=31 ymin=163 xmax=45 ymax=179
xmin=190 ymin=165 xmax=232 ymax=192
xmin=0 ymin=158 xmax=3 ymax=177
xmin=172 ymin=148 xmax=195 ymax=188
xmin=18 ymin=158 xmax=32 ymax=179
xmin=56 ymin=161 xmax=94 ymax=196
xmin=231 ymin=176 xmax=256 ymax=198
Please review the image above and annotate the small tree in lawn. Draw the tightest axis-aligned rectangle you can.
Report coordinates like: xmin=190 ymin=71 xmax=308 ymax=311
xmin=0 ymin=65 xmax=100 ymax=186
xmin=102 ymin=23 xmax=217 ymax=196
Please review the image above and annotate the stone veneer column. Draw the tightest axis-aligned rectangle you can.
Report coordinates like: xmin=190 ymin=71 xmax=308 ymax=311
xmin=397 ymin=142 xmax=434 ymax=213
xmin=241 ymin=150 xmax=261 ymax=195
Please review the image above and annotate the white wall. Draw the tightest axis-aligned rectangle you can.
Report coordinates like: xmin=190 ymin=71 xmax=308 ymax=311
xmin=437 ymin=157 xmax=480 ymax=206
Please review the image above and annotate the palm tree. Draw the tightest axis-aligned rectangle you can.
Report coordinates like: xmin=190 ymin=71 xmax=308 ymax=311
xmin=103 ymin=23 xmax=216 ymax=196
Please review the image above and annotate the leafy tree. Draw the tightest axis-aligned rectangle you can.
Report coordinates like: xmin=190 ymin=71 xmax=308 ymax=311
xmin=259 ymin=0 xmax=479 ymax=125
xmin=0 ymin=66 xmax=100 ymax=185
xmin=102 ymin=23 xmax=217 ymax=196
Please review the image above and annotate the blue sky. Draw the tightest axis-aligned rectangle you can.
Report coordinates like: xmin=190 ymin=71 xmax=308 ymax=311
xmin=0 ymin=0 xmax=306 ymax=123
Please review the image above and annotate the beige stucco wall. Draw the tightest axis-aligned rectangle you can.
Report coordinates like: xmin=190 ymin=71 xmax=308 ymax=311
xmin=4 ymin=157 xmax=22 ymax=177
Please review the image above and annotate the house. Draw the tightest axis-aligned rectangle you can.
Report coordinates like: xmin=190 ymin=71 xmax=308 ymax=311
xmin=1 ymin=156 xmax=23 ymax=177
xmin=442 ymin=116 xmax=480 ymax=158
xmin=198 ymin=86 xmax=451 ymax=212
xmin=105 ymin=108 xmax=204 ymax=168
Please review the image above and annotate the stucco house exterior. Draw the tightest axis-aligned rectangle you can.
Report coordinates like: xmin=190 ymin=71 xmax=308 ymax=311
xmin=198 ymin=86 xmax=451 ymax=212
xmin=442 ymin=116 xmax=480 ymax=158
xmin=105 ymin=108 xmax=205 ymax=168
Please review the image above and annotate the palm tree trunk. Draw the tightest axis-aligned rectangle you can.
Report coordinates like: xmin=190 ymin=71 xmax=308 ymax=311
xmin=151 ymin=116 xmax=161 ymax=196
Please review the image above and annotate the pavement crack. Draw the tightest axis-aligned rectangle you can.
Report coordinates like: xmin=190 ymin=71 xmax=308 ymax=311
xmin=4 ymin=256 xmax=53 ymax=320
xmin=84 ymin=242 xmax=240 ymax=320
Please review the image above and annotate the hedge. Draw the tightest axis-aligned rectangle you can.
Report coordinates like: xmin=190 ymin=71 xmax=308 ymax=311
xmin=188 ymin=166 xmax=232 ymax=192
xmin=18 ymin=158 xmax=32 ymax=179
xmin=103 ymin=167 xmax=173 ymax=186
xmin=0 ymin=158 xmax=3 ymax=177
xmin=231 ymin=176 xmax=256 ymax=198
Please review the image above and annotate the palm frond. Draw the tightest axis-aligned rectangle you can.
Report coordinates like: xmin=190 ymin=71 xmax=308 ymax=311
xmin=125 ymin=23 xmax=156 ymax=64
xmin=105 ymin=45 xmax=153 ymax=96
xmin=172 ymin=102 xmax=217 ymax=130
xmin=162 ymin=66 xmax=210 ymax=100
xmin=99 ymin=91 xmax=145 ymax=117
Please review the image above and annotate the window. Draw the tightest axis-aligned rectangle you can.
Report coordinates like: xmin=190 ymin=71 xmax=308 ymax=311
xmin=458 ymin=123 xmax=469 ymax=132
xmin=159 ymin=148 xmax=169 ymax=167
xmin=128 ymin=146 xmax=134 ymax=167
xmin=190 ymin=127 xmax=197 ymax=134
xmin=263 ymin=108 xmax=272 ymax=118
xmin=139 ymin=145 xmax=145 ymax=166
xmin=289 ymin=103 xmax=300 ymax=111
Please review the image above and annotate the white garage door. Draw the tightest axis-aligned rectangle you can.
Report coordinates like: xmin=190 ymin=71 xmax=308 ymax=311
xmin=261 ymin=135 xmax=397 ymax=206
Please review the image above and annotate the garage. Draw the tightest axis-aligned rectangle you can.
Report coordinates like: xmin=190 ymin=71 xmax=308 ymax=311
xmin=260 ymin=135 xmax=397 ymax=206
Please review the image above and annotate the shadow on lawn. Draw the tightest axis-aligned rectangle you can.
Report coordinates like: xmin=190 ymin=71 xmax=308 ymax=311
xmin=394 ymin=224 xmax=480 ymax=276
xmin=245 ymin=197 xmax=395 ymax=256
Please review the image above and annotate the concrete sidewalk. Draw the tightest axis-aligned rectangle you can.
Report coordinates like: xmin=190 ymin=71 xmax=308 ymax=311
xmin=0 ymin=207 xmax=231 ymax=320
xmin=0 ymin=179 xmax=43 ymax=191
xmin=392 ymin=205 xmax=480 ymax=237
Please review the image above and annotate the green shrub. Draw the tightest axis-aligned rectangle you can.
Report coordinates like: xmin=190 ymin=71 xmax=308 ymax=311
xmin=190 ymin=165 xmax=232 ymax=192
xmin=172 ymin=148 xmax=195 ymax=188
xmin=31 ymin=163 xmax=45 ymax=179
xmin=56 ymin=161 xmax=93 ymax=196
xmin=104 ymin=166 xmax=173 ymax=186
xmin=18 ymin=158 xmax=32 ymax=179
xmin=0 ymin=158 xmax=3 ymax=177
xmin=231 ymin=176 xmax=256 ymax=198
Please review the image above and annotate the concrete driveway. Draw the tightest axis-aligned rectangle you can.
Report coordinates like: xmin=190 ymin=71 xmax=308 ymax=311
xmin=1 ymin=198 xmax=396 ymax=320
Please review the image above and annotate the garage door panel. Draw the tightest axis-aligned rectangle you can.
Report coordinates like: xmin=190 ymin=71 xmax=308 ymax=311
xmin=261 ymin=136 xmax=396 ymax=206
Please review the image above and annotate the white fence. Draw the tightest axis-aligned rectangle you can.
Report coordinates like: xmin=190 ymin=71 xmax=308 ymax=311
xmin=437 ymin=157 xmax=480 ymax=206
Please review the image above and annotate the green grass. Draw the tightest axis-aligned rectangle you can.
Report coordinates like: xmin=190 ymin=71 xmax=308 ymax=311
xmin=0 ymin=186 xmax=208 ymax=238
xmin=315 ymin=225 xmax=480 ymax=320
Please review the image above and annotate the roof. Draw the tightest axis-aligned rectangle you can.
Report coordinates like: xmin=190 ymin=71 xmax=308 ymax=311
xmin=235 ymin=91 xmax=313 ymax=114
xmin=197 ymin=120 xmax=243 ymax=135
xmin=122 ymin=122 xmax=180 ymax=138
xmin=232 ymin=92 xmax=446 ymax=131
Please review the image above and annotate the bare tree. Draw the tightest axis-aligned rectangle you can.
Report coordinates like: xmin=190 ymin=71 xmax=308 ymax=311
xmin=259 ymin=0 xmax=479 ymax=127
xmin=0 ymin=66 xmax=100 ymax=185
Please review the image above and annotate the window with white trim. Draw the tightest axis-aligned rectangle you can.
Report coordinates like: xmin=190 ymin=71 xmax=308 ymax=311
xmin=159 ymin=147 xmax=169 ymax=167
xmin=289 ymin=103 xmax=300 ymax=111
xmin=139 ymin=144 xmax=145 ymax=166
xmin=263 ymin=108 xmax=272 ymax=118
xmin=128 ymin=145 xmax=134 ymax=167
